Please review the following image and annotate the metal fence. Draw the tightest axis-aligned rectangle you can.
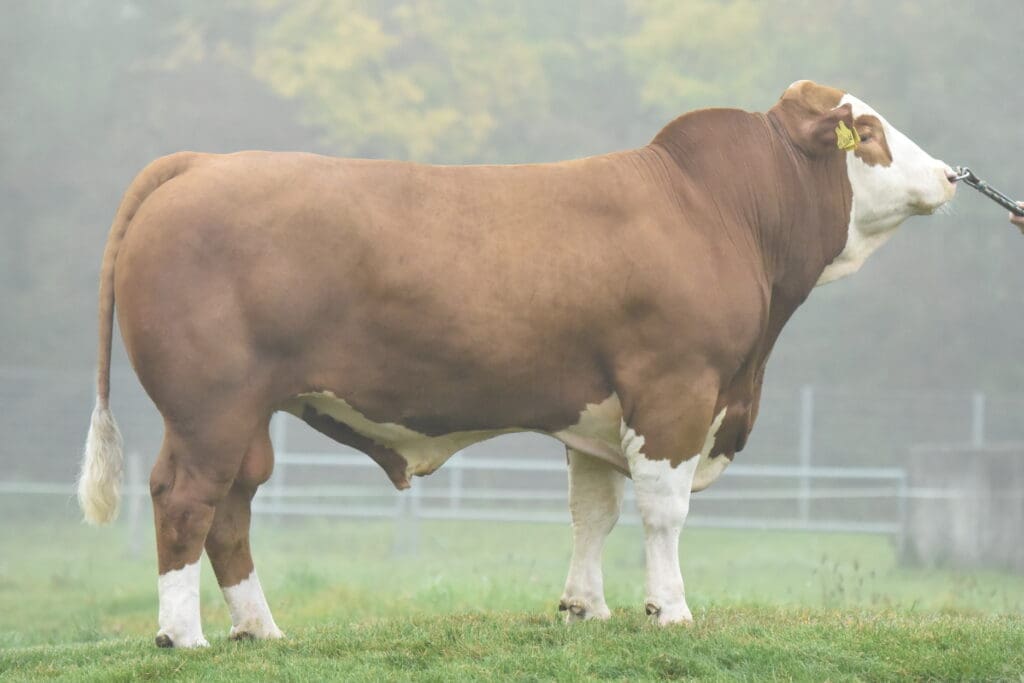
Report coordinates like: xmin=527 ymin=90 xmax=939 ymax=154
xmin=2 ymin=365 xmax=1023 ymax=555
xmin=5 ymin=445 xmax=908 ymax=557
xmin=255 ymin=413 xmax=909 ymax=531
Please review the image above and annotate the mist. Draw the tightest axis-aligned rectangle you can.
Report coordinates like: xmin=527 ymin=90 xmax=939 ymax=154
xmin=2 ymin=0 xmax=1022 ymax=663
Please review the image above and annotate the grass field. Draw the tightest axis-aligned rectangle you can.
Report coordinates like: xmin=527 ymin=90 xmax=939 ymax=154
xmin=2 ymin=504 xmax=1024 ymax=681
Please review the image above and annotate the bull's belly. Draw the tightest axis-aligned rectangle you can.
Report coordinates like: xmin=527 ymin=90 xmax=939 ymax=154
xmin=554 ymin=394 xmax=732 ymax=490
xmin=284 ymin=391 xmax=517 ymax=477
xmin=282 ymin=391 xmax=731 ymax=490
xmin=552 ymin=395 xmax=630 ymax=474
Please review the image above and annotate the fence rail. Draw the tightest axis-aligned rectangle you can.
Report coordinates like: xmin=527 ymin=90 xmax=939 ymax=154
xmin=5 ymin=379 xmax=1022 ymax=558
xmin=1 ymin=449 xmax=913 ymax=555
xmin=9 ymin=447 xmax=1023 ymax=561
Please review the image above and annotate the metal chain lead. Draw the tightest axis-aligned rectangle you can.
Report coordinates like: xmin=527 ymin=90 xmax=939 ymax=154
xmin=953 ymin=166 xmax=1024 ymax=216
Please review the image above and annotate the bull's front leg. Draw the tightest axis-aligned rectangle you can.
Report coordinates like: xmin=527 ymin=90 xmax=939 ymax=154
xmin=620 ymin=394 xmax=726 ymax=625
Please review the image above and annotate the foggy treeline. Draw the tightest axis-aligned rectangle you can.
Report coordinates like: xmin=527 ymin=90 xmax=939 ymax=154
xmin=2 ymin=1 xmax=1023 ymax=481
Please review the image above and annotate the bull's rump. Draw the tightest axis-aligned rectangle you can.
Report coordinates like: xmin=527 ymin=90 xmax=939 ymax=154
xmin=114 ymin=151 xmax=680 ymax=435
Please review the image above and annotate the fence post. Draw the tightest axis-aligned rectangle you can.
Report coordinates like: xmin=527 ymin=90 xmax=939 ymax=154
xmin=798 ymin=385 xmax=814 ymax=526
xmin=971 ymin=391 xmax=986 ymax=448
xmin=270 ymin=413 xmax=288 ymax=521
xmin=393 ymin=486 xmax=421 ymax=557
xmin=409 ymin=483 xmax=421 ymax=557
xmin=392 ymin=490 xmax=406 ymax=556
xmin=896 ymin=469 xmax=909 ymax=561
xmin=449 ymin=451 xmax=463 ymax=512
xmin=126 ymin=451 xmax=145 ymax=559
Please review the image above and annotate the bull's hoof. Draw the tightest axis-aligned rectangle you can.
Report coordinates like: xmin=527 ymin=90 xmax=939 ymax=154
xmin=561 ymin=598 xmax=585 ymax=618
xmin=229 ymin=624 xmax=285 ymax=641
xmin=558 ymin=598 xmax=586 ymax=619
xmin=559 ymin=597 xmax=612 ymax=623
xmin=645 ymin=599 xmax=693 ymax=626
xmin=154 ymin=631 xmax=210 ymax=648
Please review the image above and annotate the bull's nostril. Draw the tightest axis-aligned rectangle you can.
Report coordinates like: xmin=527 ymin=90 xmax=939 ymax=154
xmin=944 ymin=169 xmax=959 ymax=184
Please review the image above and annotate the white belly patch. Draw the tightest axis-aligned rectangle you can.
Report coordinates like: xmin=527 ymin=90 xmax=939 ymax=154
xmin=285 ymin=391 xmax=732 ymax=491
xmin=554 ymin=396 xmax=731 ymax=490
xmin=692 ymin=408 xmax=731 ymax=492
xmin=285 ymin=391 xmax=515 ymax=478
xmin=554 ymin=394 xmax=630 ymax=474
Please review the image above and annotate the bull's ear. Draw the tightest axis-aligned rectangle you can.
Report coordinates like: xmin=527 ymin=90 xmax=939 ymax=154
xmin=775 ymin=80 xmax=854 ymax=156
xmin=799 ymin=103 xmax=856 ymax=156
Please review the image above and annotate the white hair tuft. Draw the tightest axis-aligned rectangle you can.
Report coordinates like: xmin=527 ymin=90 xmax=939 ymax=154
xmin=77 ymin=401 xmax=124 ymax=525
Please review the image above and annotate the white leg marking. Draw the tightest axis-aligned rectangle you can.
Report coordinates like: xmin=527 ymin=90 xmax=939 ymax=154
xmin=222 ymin=571 xmax=285 ymax=640
xmin=627 ymin=450 xmax=699 ymax=625
xmin=157 ymin=560 xmax=208 ymax=648
xmin=622 ymin=410 xmax=726 ymax=626
xmin=560 ymin=450 xmax=625 ymax=622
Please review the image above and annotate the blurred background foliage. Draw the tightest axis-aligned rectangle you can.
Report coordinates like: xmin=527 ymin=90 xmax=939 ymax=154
xmin=2 ymin=0 xmax=1022 ymax=392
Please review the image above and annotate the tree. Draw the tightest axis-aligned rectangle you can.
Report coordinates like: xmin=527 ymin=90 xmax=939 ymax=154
xmin=246 ymin=1 xmax=553 ymax=162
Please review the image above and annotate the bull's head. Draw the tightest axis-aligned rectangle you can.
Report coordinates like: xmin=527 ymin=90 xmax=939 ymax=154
xmin=773 ymin=80 xmax=957 ymax=285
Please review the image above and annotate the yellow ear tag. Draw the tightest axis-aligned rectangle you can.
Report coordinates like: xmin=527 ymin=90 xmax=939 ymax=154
xmin=835 ymin=120 xmax=860 ymax=151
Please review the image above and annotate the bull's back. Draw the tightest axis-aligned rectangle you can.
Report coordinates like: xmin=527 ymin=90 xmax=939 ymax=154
xmin=114 ymin=151 xmax=660 ymax=430
xmin=125 ymin=150 xmax=648 ymax=315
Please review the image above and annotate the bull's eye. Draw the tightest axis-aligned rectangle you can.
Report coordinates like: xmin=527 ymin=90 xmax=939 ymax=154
xmin=859 ymin=131 xmax=873 ymax=143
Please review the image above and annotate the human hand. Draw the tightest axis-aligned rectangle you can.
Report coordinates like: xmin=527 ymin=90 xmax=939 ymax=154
xmin=1012 ymin=202 xmax=1024 ymax=234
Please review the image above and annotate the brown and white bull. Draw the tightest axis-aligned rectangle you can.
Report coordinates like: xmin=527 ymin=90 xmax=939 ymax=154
xmin=78 ymin=81 xmax=957 ymax=647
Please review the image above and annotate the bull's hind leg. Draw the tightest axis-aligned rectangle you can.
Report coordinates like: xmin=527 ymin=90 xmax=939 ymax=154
xmin=204 ymin=428 xmax=284 ymax=641
xmin=559 ymin=449 xmax=624 ymax=622
xmin=150 ymin=421 xmax=255 ymax=648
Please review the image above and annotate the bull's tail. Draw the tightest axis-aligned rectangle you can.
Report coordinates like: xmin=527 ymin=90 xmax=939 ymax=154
xmin=78 ymin=152 xmax=196 ymax=525
xmin=79 ymin=402 xmax=124 ymax=525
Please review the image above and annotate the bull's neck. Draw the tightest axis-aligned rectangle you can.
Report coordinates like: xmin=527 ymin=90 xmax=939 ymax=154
xmin=645 ymin=108 xmax=852 ymax=303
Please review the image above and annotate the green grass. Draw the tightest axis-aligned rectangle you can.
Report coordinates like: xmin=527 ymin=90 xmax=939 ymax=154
xmin=5 ymin=610 xmax=1024 ymax=682
xmin=2 ymin=507 xmax=1024 ymax=680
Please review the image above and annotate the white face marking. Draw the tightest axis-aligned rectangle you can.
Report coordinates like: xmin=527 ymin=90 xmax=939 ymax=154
xmin=157 ymin=560 xmax=208 ymax=648
xmin=286 ymin=392 xmax=516 ymax=479
xmin=560 ymin=449 xmax=625 ymax=622
xmin=817 ymin=93 xmax=956 ymax=286
xmin=620 ymin=408 xmax=727 ymax=625
xmin=222 ymin=571 xmax=285 ymax=640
